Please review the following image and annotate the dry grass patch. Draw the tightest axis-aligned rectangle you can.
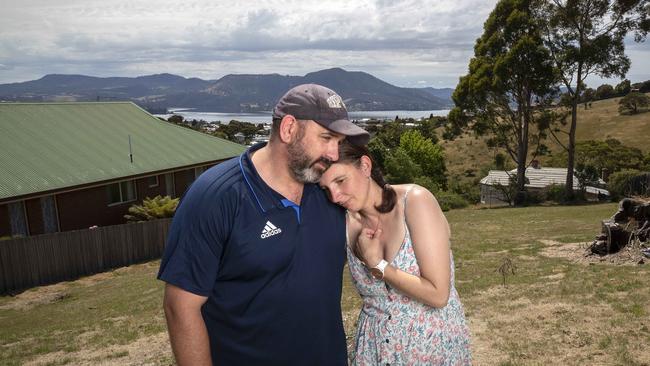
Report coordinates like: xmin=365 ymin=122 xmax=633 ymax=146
xmin=23 ymin=332 xmax=171 ymax=366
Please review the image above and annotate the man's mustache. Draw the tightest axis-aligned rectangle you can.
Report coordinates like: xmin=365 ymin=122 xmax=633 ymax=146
xmin=312 ymin=157 xmax=333 ymax=170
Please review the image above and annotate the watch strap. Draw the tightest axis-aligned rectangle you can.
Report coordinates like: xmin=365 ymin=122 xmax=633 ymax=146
xmin=371 ymin=259 xmax=388 ymax=280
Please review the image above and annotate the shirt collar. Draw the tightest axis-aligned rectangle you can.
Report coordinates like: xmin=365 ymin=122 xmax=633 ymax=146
xmin=239 ymin=142 xmax=317 ymax=213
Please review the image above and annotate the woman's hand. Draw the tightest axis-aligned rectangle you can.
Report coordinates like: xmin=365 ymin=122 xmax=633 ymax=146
xmin=354 ymin=227 xmax=384 ymax=268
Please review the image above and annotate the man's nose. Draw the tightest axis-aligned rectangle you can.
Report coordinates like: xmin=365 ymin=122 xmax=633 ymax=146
xmin=325 ymin=140 xmax=340 ymax=162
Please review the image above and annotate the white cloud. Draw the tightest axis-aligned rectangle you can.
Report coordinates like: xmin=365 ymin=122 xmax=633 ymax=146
xmin=0 ymin=0 xmax=648 ymax=87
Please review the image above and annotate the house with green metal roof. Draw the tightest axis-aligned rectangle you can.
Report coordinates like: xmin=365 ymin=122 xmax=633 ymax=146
xmin=0 ymin=102 xmax=246 ymax=237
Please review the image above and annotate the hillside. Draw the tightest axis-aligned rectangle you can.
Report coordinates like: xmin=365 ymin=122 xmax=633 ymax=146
xmin=0 ymin=69 xmax=453 ymax=112
xmin=440 ymin=94 xmax=650 ymax=184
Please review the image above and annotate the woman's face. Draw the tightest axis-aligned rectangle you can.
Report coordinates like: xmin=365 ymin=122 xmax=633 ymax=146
xmin=319 ymin=161 xmax=369 ymax=211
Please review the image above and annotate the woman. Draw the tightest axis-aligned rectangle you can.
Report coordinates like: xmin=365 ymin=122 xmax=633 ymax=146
xmin=320 ymin=141 xmax=472 ymax=365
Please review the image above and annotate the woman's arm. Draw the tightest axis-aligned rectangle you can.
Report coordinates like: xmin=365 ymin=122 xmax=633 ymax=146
xmin=357 ymin=186 xmax=451 ymax=308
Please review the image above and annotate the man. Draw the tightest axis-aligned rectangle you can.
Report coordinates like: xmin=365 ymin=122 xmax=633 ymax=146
xmin=158 ymin=84 xmax=369 ymax=365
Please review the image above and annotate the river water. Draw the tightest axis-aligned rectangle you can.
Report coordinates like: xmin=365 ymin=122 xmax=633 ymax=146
xmin=154 ymin=109 xmax=450 ymax=124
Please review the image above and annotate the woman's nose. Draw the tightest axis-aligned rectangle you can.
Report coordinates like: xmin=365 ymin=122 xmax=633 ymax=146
xmin=332 ymin=190 xmax=344 ymax=203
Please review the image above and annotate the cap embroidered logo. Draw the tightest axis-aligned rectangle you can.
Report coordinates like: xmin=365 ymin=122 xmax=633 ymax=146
xmin=260 ymin=221 xmax=282 ymax=239
xmin=326 ymin=94 xmax=345 ymax=109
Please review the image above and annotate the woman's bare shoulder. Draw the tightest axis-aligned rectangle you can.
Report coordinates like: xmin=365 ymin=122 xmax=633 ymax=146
xmin=401 ymin=184 xmax=450 ymax=237
xmin=392 ymin=184 xmax=434 ymax=201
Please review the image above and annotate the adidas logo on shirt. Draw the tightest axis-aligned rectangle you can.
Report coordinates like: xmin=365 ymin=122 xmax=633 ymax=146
xmin=260 ymin=221 xmax=282 ymax=239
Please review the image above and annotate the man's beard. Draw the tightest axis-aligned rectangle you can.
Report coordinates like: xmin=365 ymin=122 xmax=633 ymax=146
xmin=287 ymin=131 xmax=332 ymax=183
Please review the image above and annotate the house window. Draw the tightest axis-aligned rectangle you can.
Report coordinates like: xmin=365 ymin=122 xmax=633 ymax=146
xmin=107 ymin=180 xmax=136 ymax=205
xmin=148 ymin=175 xmax=159 ymax=187
xmin=40 ymin=195 xmax=59 ymax=234
xmin=8 ymin=201 xmax=28 ymax=237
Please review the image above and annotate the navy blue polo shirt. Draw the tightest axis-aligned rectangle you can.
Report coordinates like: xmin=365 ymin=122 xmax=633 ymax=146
xmin=158 ymin=143 xmax=347 ymax=365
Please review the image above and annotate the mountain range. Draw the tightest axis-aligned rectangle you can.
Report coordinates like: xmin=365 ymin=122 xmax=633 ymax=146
xmin=0 ymin=68 xmax=454 ymax=113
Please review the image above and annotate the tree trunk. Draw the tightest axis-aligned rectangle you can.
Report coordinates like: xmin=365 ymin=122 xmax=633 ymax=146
xmin=565 ymin=67 xmax=582 ymax=201
xmin=565 ymin=100 xmax=577 ymax=200
xmin=515 ymin=98 xmax=531 ymax=206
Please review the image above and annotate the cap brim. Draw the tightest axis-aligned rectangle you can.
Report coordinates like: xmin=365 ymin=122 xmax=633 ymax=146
xmin=323 ymin=119 xmax=370 ymax=146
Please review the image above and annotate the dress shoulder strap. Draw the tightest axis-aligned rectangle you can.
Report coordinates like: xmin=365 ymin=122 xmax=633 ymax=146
xmin=403 ymin=184 xmax=416 ymax=211
xmin=402 ymin=184 xmax=416 ymax=232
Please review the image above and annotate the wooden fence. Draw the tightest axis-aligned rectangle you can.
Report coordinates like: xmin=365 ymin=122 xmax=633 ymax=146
xmin=0 ymin=218 xmax=172 ymax=294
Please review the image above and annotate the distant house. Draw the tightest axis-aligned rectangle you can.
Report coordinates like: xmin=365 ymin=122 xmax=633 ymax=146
xmin=479 ymin=164 xmax=609 ymax=205
xmin=0 ymin=102 xmax=246 ymax=237
xmin=233 ymin=132 xmax=246 ymax=143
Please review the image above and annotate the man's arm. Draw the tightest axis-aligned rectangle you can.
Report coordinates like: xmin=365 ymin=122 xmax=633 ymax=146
xmin=163 ymin=283 xmax=212 ymax=366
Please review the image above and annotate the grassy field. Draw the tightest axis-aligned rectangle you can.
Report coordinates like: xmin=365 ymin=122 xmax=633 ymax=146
xmin=2 ymin=202 xmax=649 ymax=365
xmin=441 ymin=94 xmax=650 ymax=184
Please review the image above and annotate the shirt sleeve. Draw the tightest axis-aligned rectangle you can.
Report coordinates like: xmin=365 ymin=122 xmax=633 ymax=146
xmin=157 ymin=177 xmax=235 ymax=296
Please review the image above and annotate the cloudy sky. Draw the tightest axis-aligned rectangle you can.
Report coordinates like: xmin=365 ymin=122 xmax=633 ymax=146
xmin=1 ymin=0 xmax=648 ymax=88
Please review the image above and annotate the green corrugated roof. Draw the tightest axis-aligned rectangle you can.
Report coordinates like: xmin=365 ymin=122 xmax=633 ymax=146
xmin=0 ymin=102 xmax=246 ymax=201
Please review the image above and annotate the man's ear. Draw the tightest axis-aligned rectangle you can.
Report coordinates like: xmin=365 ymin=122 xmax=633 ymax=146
xmin=279 ymin=115 xmax=298 ymax=143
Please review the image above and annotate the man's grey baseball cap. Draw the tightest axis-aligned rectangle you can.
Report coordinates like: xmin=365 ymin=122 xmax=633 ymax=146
xmin=273 ymin=84 xmax=370 ymax=146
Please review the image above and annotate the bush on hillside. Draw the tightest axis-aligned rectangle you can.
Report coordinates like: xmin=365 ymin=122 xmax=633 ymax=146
xmin=432 ymin=190 xmax=469 ymax=211
xmin=449 ymin=180 xmax=481 ymax=204
xmin=618 ymin=92 xmax=650 ymax=115
xmin=595 ymin=84 xmax=615 ymax=100
xmin=615 ymin=80 xmax=631 ymax=96
xmin=608 ymin=170 xmax=650 ymax=199
xmin=548 ymin=139 xmax=645 ymax=178
xmin=545 ymin=184 xmax=567 ymax=203
xmin=125 ymin=195 xmax=179 ymax=222
xmin=399 ymin=130 xmax=447 ymax=189
xmin=632 ymin=80 xmax=650 ymax=93
xmin=385 ymin=148 xmax=424 ymax=184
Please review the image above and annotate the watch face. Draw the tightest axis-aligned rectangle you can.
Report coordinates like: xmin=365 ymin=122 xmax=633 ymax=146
xmin=370 ymin=268 xmax=383 ymax=280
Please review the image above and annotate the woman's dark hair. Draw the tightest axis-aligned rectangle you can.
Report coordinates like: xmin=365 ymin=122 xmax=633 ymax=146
xmin=270 ymin=117 xmax=282 ymax=141
xmin=337 ymin=140 xmax=397 ymax=213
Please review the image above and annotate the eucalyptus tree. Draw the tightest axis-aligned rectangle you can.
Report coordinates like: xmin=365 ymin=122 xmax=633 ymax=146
xmin=537 ymin=0 xmax=649 ymax=199
xmin=448 ymin=0 xmax=559 ymax=205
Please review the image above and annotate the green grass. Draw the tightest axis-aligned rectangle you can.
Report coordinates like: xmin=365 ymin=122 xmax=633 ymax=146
xmin=1 ymin=202 xmax=649 ymax=364
xmin=0 ymin=261 xmax=170 ymax=365
xmin=445 ymin=202 xmax=650 ymax=364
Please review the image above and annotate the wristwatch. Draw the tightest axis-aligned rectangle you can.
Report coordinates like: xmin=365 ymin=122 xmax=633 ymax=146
xmin=370 ymin=259 xmax=388 ymax=280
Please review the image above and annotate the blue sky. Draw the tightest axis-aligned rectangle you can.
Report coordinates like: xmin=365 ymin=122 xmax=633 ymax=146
xmin=0 ymin=0 xmax=648 ymax=88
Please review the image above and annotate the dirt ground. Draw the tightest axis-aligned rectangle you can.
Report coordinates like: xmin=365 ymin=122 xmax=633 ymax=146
xmin=540 ymin=238 xmax=648 ymax=266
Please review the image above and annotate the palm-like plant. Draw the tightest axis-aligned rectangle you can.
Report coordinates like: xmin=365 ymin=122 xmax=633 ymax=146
xmin=124 ymin=195 xmax=179 ymax=222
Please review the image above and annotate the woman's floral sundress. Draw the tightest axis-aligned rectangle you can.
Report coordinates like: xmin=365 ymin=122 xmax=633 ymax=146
xmin=347 ymin=185 xmax=472 ymax=365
